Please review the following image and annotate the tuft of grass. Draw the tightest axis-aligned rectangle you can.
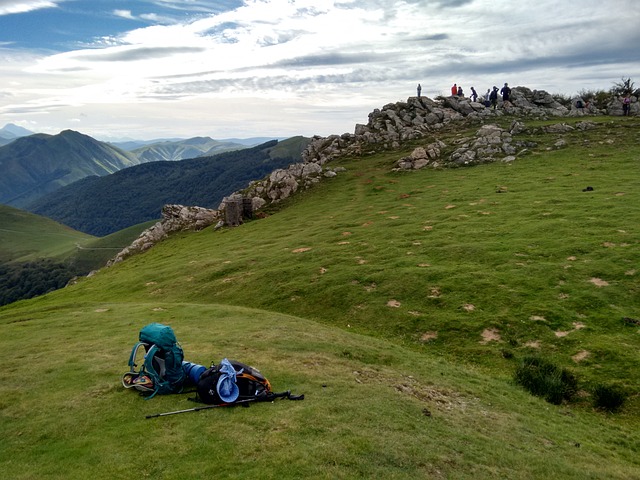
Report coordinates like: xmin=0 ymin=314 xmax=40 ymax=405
xmin=592 ymin=383 xmax=627 ymax=412
xmin=514 ymin=356 xmax=578 ymax=404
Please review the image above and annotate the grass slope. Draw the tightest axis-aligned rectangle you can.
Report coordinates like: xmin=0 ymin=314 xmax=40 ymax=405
xmin=0 ymin=117 xmax=638 ymax=479
xmin=0 ymin=205 xmax=95 ymax=263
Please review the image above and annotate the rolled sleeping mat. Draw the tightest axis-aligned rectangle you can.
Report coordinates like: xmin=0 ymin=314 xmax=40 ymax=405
xmin=182 ymin=361 xmax=207 ymax=386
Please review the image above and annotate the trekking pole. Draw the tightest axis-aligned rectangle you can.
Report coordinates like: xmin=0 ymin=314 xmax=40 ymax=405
xmin=145 ymin=391 xmax=304 ymax=419
xmin=145 ymin=398 xmax=256 ymax=419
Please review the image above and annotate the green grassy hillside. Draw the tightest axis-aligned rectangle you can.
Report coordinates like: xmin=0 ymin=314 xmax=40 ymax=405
xmin=0 ymin=207 xmax=154 ymax=305
xmin=0 ymin=204 xmax=95 ymax=263
xmin=0 ymin=116 xmax=638 ymax=479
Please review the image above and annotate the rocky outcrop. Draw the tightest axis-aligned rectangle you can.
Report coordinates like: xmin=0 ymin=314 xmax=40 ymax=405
xmin=607 ymin=95 xmax=639 ymax=116
xmin=107 ymin=204 xmax=218 ymax=266
xmin=394 ymin=123 xmax=525 ymax=170
xmin=235 ymin=87 xmax=585 ymax=209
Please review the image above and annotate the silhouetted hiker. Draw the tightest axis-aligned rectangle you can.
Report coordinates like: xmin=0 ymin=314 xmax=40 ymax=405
xmin=623 ymin=94 xmax=631 ymax=116
xmin=417 ymin=83 xmax=422 ymax=98
xmin=470 ymin=87 xmax=478 ymax=102
xmin=500 ymin=82 xmax=511 ymax=104
xmin=490 ymin=86 xmax=499 ymax=110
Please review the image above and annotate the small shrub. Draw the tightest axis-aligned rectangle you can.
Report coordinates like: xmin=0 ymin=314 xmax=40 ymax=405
xmin=501 ymin=349 xmax=514 ymax=359
xmin=577 ymin=88 xmax=612 ymax=110
xmin=514 ymin=356 xmax=578 ymax=405
xmin=552 ymin=93 xmax=572 ymax=108
xmin=592 ymin=384 xmax=627 ymax=412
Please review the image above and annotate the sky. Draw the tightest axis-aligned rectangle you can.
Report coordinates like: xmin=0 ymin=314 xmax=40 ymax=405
xmin=0 ymin=0 xmax=638 ymax=141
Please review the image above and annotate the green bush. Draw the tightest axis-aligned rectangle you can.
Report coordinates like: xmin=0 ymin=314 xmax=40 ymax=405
xmin=577 ymin=88 xmax=610 ymax=109
xmin=514 ymin=356 xmax=578 ymax=405
xmin=592 ymin=383 xmax=627 ymax=412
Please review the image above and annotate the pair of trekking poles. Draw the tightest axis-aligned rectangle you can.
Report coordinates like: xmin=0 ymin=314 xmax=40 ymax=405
xmin=146 ymin=390 xmax=304 ymax=419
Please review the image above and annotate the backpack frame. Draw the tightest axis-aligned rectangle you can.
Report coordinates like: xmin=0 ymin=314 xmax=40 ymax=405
xmin=122 ymin=323 xmax=186 ymax=399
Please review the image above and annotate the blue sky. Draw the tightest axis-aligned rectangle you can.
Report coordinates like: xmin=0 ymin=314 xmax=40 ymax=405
xmin=0 ymin=0 xmax=638 ymax=140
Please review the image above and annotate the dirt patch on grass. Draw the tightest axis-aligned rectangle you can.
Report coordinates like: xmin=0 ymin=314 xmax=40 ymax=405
xmin=354 ymin=369 xmax=473 ymax=411
xmin=364 ymin=283 xmax=377 ymax=292
xmin=292 ymin=247 xmax=312 ymax=253
xmin=420 ymin=331 xmax=438 ymax=342
xmin=480 ymin=328 xmax=501 ymax=344
xmin=462 ymin=304 xmax=475 ymax=312
xmin=572 ymin=350 xmax=590 ymax=362
xmin=387 ymin=299 xmax=401 ymax=308
xmin=428 ymin=287 xmax=442 ymax=298
xmin=589 ymin=277 xmax=609 ymax=287
xmin=525 ymin=340 xmax=541 ymax=349
xmin=555 ymin=322 xmax=586 ymax=338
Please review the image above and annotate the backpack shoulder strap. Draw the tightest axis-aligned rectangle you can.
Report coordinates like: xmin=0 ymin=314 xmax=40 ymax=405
xmin=142 ymin=344 xmax=162 ymax=399
xmin=128 ymin=342 xmax=148 ymax=370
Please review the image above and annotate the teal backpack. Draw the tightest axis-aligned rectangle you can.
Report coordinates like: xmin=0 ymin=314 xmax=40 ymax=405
xmin=122 ymin=323 xmax=186 ymax=399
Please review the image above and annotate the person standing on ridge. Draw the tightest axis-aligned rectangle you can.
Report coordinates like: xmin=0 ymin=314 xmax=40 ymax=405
xmin=451 ymin=83 xmax=457 ymax=96
xmin=417 ymin=83 xmax=422 ymax=98
xmin=500 ymin=82 xmax=511 ymax=105
xmin=623 ymin=94 xmax=631 ymax=116
xmin=490 ymin=86 xmax=499 ymax=110
xmin=457 ymin=85 xmax=463 ymax=97
xmin=470 ymin=87 xmax=478 ymax=102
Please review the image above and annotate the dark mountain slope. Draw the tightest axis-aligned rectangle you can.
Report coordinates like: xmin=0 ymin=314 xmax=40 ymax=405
xmin=28 ymin=137 xmax=310 ymax=236
xmin=0 ymin=130 xmax=139 ymax=207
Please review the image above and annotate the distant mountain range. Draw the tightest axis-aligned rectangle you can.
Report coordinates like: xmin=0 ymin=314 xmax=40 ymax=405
xmin=128 ymin=136 xmax=246 ymax=162
xmin=0 ymin=124 xmax=283 ymax=209
xmin=0 ymin=123 xmax=35 ymax=145
xmin=0 ymin=130 xmax=140 ymax=208
xmin=110 ymin=136 xmax=282 ymax=151
xmin=27 ymin=136 xmax=311 ymax=236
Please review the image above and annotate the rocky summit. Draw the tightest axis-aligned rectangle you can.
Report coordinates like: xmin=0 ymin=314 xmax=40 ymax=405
xmin=108 ymin=86 xmax=635 ymax=264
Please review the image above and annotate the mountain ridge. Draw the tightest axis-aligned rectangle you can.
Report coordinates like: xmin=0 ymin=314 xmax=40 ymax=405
xmin=0 ymin=130 xmax=140 ymax=208
xmin=27 ymin=137 xmax=311 ymax=236
xmin=0 ymin=126 xmax=294 ymax=209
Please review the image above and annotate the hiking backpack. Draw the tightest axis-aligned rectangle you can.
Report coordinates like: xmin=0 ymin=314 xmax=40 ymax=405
xmin=122 ymin=323 xmax=186 ymax=399
xmin=194 ymin=359 xmax=273 ymax=405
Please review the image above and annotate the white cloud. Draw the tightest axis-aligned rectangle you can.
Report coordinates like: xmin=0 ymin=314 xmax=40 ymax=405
xmin=1 ymin=0 xmax=639 ymax=139
xmin=0 ymin=0 xmax=60 ymax=15
xmin=113 ymin=9 xmax=135 ymax=20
